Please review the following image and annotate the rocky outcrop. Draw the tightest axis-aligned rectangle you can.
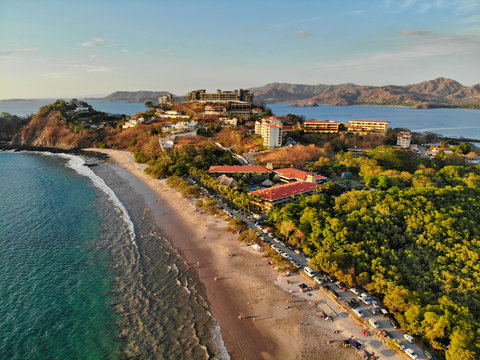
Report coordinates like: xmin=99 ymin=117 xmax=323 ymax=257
xmin=11 ymin=110 xmax=92 ymax=149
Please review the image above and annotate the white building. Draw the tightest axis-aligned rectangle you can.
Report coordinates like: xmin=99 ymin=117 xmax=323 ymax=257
xmin=255 ymin=117 xmax=283 ymax=148
xmin=397 ymin=131 xmax=412 ymax=148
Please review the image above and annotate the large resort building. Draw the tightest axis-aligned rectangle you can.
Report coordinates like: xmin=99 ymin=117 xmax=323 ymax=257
xmin=250 ymin=181 xmax=318 ymax=210
xmin=303 ymin=120 xmax=341 ymax=133
xmin=346 ymin=120 xmax=390 ymax=134
xmin=186 ymin=89 xmax=253 ymax=104
xmin=255 ymin=117 xmax=283 ymax=148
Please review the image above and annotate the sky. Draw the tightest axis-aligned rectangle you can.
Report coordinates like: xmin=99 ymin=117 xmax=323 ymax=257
xmin=0 ymin=0 xmax=479 ymax=99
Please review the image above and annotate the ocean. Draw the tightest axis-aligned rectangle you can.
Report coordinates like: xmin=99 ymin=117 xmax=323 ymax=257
xmin=268 ymin=104 xmax=480 ymax=139
xmin=1 ymin=99 xmax=479 ymax=139
xmin=0 ymin=152 xmax=228 ymax=359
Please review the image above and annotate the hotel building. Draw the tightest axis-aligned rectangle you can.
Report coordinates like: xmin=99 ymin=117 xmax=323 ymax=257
xmin=303 ymin=120 xmax=340 ymax=133
xmin=347 ymin=120 xmax=389 ymax=134
xmin=255 ymin=117 xmax=283 ymax=148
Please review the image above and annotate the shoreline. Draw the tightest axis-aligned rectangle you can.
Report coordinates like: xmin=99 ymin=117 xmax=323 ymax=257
xmin=86 ymin=148 xmax=357 ymax=360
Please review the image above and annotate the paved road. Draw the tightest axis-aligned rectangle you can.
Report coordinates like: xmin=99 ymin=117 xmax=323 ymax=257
xmin=190 ymin=180 xmax=428 ymax=360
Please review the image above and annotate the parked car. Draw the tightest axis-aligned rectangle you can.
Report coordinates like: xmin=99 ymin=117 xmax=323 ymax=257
xmin=349 ymin=288 xmax=360 ymax=295
xmin=369 ymin=308 xmax=378 ymax=315
xmin=352 ymin=308 xmax=364 ymax=317
xmin=405 ymin=348 xmax=418 ymax=359
xmin=313 ymin=276 xmax=323 ymax=285
xmin=390 ymin=319 xmax=399 ymax=329
xmin=393 ymin=339 xmax=406 ymax=350
xmin=404 ymin=334 xmax=414 ymax=343
xmin=371 ymin=300 xmax=379 ymax=308
xmin=304 ymin=267 xmax=315 ymax=277
xmin=380 ymin=308 xmax=389 ymax=317
xmin=368 ymin=318 xmax=380 ymax=328
xmin=358 ymin=296 xmax=371 ymax=305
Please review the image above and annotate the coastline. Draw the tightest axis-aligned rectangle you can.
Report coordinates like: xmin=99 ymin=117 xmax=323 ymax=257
xmin=86 ymin=148 xmax=357 ymax=360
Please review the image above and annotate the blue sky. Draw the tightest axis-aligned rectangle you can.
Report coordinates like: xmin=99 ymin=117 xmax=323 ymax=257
xmin=0 ymin=0 xmax=479 ymax=98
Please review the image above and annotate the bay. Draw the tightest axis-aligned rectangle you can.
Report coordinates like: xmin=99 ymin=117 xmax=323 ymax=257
xmin=268 ymin=103 xmax=480 ymax=139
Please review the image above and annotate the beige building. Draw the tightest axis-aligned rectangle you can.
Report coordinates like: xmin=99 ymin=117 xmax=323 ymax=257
xmin=255 ymin=117 xmax=283 ymax=148
xmin=397 ymin=131 xmax=412 ymax=148
xmin=347 ymin=120 xmax=389 ymax=134
xmin=304 ymin=119 xmax=340 ymax=133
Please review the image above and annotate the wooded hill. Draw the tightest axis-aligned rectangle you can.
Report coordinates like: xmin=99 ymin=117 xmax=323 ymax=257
xmin=250 ymin=78 xmax=480 ymax=108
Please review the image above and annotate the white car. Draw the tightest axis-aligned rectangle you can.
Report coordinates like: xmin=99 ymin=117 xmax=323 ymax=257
xmin=371 ymin=300 xmax=379 ymax=308
xmin=405 ymin=348 xmax=418 ymax=359
xmin=313 ymin=276 xmax=323 ymax=285
xmin=352 ymin=308 xmax=364 ymax=317
xmin=368 ymin=318 xmax=380 ymax=328
xmin=349 ymin=288 xmax=360 ymax=295
xmin=359 ymin=296 xmax=371 ymax=305
xmin=394 ymin=339 xmax=406 ymax=350
xmin=404 ymin=334 xmax=414 ymax=343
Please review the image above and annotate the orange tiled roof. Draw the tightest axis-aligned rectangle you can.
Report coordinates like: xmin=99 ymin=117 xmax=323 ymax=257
xmin=250 ymin=181 xmax=317 ymax=201
xmin=209 ymin=165 xmax=271 ymax=173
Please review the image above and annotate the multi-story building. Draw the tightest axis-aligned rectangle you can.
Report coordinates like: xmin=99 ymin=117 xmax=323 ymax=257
xmin=347 ymin=120 xmax=389 ymax=134
xmin=303 ymin=119 xmax=340 ymax=133
xmin=255 ymin=117 xmax=283 ymax=148
xmin=186 ymin=89 xmax=253 ymax=103
xmin=274 ymin=168 xmax=327 ymax=184
xmin=397 ymin=131 xmax=412 ymax=148
xmin=250 ymin=181 xmax=318 ymax=209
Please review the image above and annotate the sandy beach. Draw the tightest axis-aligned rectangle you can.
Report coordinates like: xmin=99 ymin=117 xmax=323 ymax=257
xmin=85 ymin=148 xmax=371 ymax=360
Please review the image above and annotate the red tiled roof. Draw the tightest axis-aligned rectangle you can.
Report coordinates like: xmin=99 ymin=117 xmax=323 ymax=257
xmin=349 ymin=119 xmax=390 ymax=124
xmin=266 ymin=123 xmax=281 ymax=128
xmin=250 ymin=181 xmax=317 ymax=201
xmin=274 ymin=168 xmax=312 ymax=181
xmin=304 ymin=120 xmax=340 ymax=125
xmin=209 ymin=165 xmax=271 ymax=173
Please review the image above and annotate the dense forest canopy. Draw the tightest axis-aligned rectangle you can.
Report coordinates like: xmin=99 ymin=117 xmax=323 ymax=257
xmin=267 ymin=164 xmax=480 ymax=359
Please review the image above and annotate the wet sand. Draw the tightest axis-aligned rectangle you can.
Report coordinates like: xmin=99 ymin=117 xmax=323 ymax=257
xmin=86 ymin=148 xmax=356 ymax=360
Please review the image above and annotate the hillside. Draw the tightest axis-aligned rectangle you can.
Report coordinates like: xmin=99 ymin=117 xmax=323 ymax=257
xmin=251 ymin=78 xmax=480 ymax=108
xmin=89 ymin=91 xmax=181 ymax=103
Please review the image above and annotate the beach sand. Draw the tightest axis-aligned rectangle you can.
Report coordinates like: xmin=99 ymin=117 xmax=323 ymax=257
xmin=86 ymin=148 xmax=357 ymax=360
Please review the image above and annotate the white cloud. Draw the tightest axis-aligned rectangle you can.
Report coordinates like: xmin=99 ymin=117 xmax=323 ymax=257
xmin=93 ymin=38 xmax=107 ymax=43
xmin=384 ymin=0 xmax=480 ymax=13
xmin=314 ymin=35 xmax=480 ymax=69
xmin=122 ymin=49 xmax=128 ymax=53
xmin=45 ymin=72 xmax=78 ymax=79
xmin=90 ymin=55 xmax=97 ymax=59
xmin=296 ymin=30 xmax=311 ymax=37
xmin=105 ymin=44 xmax=121 ymax=48
xmin=79 ymin=41 xmax=101 ymax=47
xmin=21 ymin=47 xmax=39 ymax=52
xmin=402 ymin=30 xmax=431 ymax=37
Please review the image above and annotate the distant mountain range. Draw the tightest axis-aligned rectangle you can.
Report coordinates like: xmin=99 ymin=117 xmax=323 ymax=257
xmin=87 ymin=78 xmax=480 ymax=108
xmin=86 ymin=91 xmax=182 ymax=103
xmin=250 ymin=78 xmax=480 ymax=108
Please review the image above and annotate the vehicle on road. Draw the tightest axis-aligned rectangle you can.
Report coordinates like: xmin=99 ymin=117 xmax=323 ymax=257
xmin=390 ymin=319 xmax=399 ymax=328
xmin=404 ymin=334 xmax=414 ymax=343
xmin=405 ymin=348 xmax=418 ymax=359
xmin=304 ymin=267 xmax=315 ymax=277
xmin=349 ymin=288 xmax=360 ymax=295
xmin=352 ymin=308 xmax=364 ymax=317
xmin=359 ymin=296 xmax=371 ymax=305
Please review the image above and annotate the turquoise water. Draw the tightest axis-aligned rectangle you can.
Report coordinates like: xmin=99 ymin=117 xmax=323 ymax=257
xmin=0 ymin=152 xmax=228 ymax=359
xmin=268 ymin=103 xmax=480 ymax=139
xmin=0 ymin=152 xmax=119 ymax=359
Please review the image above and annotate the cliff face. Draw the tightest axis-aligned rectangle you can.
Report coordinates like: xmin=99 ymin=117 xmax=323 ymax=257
xmin=11 ymin=110 xmax=92 ymax=149
xmin=251 ymin=78 xmax=480 ymax=107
